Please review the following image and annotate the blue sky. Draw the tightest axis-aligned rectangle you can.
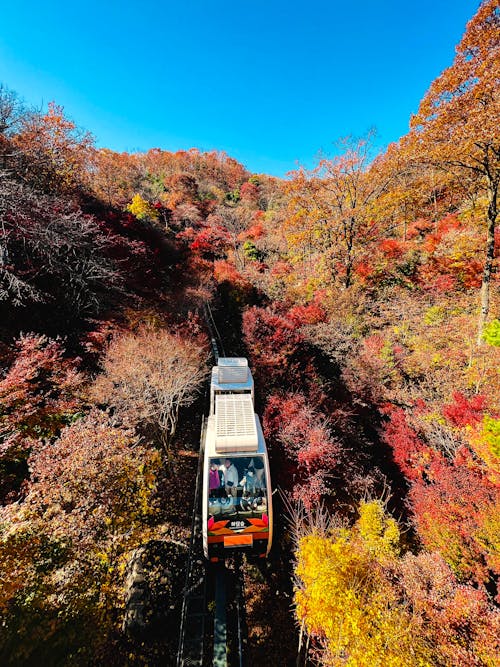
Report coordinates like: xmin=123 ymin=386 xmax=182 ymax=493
xmin=0 ymin=0 xmax=480 ymax=176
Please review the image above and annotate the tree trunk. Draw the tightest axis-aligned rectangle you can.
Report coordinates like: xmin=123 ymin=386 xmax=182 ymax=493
xmin=343 ymin=217 xmax=355 ymax=288
xmin=477 ymin=177 xmax=498 ymax=345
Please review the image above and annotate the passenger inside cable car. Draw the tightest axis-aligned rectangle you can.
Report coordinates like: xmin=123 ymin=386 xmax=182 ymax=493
xmin=209 ymin=460 xmax=223 ymax=498
xmin=208 ymin=456 xmax=268 ymax=518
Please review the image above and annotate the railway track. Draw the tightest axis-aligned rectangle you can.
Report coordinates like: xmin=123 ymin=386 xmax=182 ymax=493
xmin=176 ymin=303 xmax=247 ymax=667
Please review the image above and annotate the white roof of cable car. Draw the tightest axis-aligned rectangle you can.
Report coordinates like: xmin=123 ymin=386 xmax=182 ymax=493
xmin=205 ymin=394 xmax=266 ymax=456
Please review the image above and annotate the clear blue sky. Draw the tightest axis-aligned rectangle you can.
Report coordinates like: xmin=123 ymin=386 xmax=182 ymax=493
xmin=0 ymin=0 xmax=480 ymax=176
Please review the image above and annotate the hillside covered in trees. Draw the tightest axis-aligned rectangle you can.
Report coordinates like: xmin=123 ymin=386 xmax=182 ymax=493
xmin=0 ymin=1 xmax=499 ymax=665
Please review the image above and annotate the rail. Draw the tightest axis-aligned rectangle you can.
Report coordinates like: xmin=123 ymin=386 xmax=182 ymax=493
xmin=176 ymin=417 xmax=208 ymax=667
xmin=204 ymin=302 xmax=226 ymax=362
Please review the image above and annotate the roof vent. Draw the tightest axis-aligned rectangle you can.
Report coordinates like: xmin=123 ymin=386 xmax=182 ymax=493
xmin=215 ymin=394 xmax=258 ymax=452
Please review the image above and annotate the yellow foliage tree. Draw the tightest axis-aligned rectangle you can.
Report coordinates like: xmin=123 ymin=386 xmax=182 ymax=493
xmin=295 ymin=501 xmax=431 ymax=666
xmin=469 ymin=415 xmax=500 ymax=484
xmin=126 ymin=193 xmax=159 ymax=221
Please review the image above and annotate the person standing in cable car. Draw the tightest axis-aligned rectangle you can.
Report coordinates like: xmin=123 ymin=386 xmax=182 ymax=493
xmin=209 ymin=460 xmax=223 ymax=499
xmin=222 ymin=458 xmax=239 ymax=502
xmin=249 ymin=457 xmax=264 ymax=490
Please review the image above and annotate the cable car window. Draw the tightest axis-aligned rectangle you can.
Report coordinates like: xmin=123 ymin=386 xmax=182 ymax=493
xmin=208 ymin=456 xmax=268 ymax=519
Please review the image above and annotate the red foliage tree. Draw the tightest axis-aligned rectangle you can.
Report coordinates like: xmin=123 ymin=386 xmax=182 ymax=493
xmin=286 ymin=302 xmax=327 ymax=327
xmin=410 ymin=460 xmax=499 ymax=594
xmin=187 ymin=215 xmax=231 ymax=258
xmin=380 ymin=405 xmax=433 ymax=481
xmin=213 ymin=260 xmax=251 ymax=290
xmin=0 ymin=175 xmax=121 ymax=320
xmin=398 ymin=551 xmax=500 ymax=665
xmin=442 ymin=392 xmax=488 ymax=428
xmin=263 ymin=392 xmax=340 ymax=508
xmin=239 ymin=181 xmax=259 ymax=207
xmin=241 ymin=211 xmax=265 ymax=241
xmin=242 ymin=306 xmax=307 ymax=387
xmin=0 ymin=334 xmax=84 ymax=501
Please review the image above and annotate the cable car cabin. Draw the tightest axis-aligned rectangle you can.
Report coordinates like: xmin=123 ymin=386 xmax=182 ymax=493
xmin=203 ymin=372 xmax=272 ymax=561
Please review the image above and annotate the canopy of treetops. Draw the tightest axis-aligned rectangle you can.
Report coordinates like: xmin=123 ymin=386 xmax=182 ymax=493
xmin=0 ymin=1 xmax=498 ymax=665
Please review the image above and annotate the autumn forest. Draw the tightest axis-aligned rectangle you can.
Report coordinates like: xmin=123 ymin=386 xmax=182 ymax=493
xmin=0 ymin=1 xmax=499 ymax=665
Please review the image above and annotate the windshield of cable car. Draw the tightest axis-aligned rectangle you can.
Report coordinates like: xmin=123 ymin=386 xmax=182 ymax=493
xmin=207 ymin=456 xmax=268 ymax=524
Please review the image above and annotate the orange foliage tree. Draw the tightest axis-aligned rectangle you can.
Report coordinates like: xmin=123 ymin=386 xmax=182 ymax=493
xmin=409 ymin=0 xmax=500 ymax=342
xmin=13 ymin=101 xmax=94 ymax=193
xmin=286 ymin=133 xmax=396 ymax=289
xmin=91 ymin=148 xmax=141 ymax=206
